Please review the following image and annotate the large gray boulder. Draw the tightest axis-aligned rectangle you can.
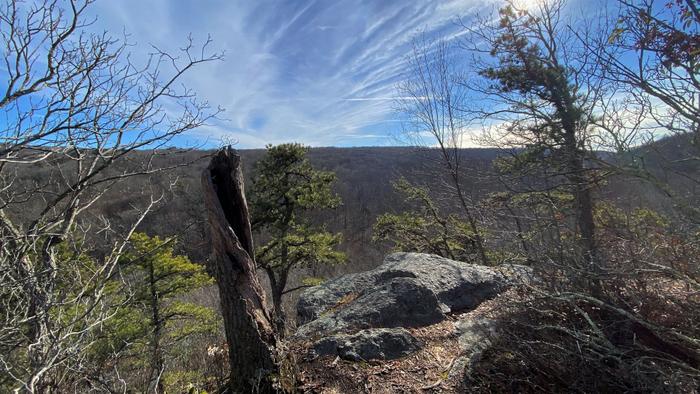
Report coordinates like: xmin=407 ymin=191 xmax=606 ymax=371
xmin=297 ymin=253 xmax=524 ymax=328
xmin=295 ymin=276 xmax=444 ymax=338
xmin=311 ymin=328 xmax=422 ymax=361
xmin=294 ymin=253 xmax=529 ymax=362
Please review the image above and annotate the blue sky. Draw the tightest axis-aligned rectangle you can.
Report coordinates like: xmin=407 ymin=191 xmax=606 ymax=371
xmin=89 ymin=0 xmax=496 ymax=148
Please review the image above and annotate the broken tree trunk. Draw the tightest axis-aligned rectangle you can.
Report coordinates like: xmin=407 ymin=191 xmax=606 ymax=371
xmin=202 ymin=147 xmax=279 ymax=393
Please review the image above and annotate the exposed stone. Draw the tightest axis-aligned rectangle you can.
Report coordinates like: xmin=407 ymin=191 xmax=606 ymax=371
xmin=295 ymin=277 xmax=444 ymax=339
xmin=297 ymin=253 xmax=529 ymax=327
xmin=311 ymin=328 xmax=422 ymax=361
xmin=449 ymin=317 xmax=497 ymax=380
xmin=294 ymin=253 xmax=530 ymax=366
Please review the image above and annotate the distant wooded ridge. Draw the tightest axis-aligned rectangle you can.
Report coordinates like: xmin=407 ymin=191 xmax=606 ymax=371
xmin=15 ymin=134 xmax=696 ymax=276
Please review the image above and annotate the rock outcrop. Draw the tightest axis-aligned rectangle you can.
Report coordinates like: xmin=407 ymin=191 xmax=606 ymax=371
xmin=295 ymin=276 xmax=444 ymax=338
xmin=311 ymin=328 xmax=422 ymax=361
xmin=295 ymin=252 xmax=530 ymax=361
xmin=449 ymin=317 xmax=496 ymax=380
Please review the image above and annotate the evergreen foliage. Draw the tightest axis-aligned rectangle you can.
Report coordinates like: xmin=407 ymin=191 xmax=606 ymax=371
xmin=250 ymin=143 xmax=345 ymax=332
xmin=373 ymin=178 xmax=478 ymax=262
xmin=92 ymin=233 xmax=218 ymax=392
xmin=478 ymin=2 xmax=600 ymax=268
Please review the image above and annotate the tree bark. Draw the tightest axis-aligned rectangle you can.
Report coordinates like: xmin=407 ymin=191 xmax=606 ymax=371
xmin=269 ymin=270 xmax=288 ymax=337
xmin=148 ymin=259 xmax=164 ymax=393
xmin=202 ymin=147 xmax=279 ymax=393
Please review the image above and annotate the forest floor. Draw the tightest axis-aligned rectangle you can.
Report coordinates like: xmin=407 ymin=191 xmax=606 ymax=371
xmin=296 ymin=319 xmax=463 ymax=393
xmin=293 ymin=293 xmax=508 ymax=393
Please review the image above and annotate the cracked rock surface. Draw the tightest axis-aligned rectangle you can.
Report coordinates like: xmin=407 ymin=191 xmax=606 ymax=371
xmin=310 ymin=328 xmax=422 ymax=361
xmin=294 ymin=253 xmax=530 ymax=361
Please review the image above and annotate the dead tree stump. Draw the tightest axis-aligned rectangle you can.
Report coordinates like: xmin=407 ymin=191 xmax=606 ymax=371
xmin=202 ymin=147 xmax=279 ymax=393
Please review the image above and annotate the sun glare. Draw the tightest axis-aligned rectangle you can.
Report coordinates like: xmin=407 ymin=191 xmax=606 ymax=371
xmin=514 ymin=0 xmax=542 ymax=11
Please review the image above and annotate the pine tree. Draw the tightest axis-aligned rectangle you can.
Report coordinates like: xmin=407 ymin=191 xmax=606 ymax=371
xmin=100 ymin=233 xmax=217 ymax=391
xmin=250 ymin=143 xmax=345 ymax=334
xmin=478 ymin=2 xmax=600 ymax=271
xmin=373 ymin=178 xmax=479 ymax=262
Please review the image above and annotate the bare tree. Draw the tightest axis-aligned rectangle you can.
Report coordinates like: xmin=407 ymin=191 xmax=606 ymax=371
xmin=598 ymin=0 xmax=700 ymax=222
xmin=606 ymin=0 xmax=699 ymax=138
xmin=0 ymin=0 xmax=221 ymax=391
xmin=397 ymin=36 xmax=490 ymax=266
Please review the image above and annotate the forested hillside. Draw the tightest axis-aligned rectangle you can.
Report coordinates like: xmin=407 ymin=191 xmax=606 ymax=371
xmin=14 ymin=140 xmax=695 ymax=306
xmin=30 ymin=147 xmax=503 ymax=272
xmin=20 ymin=142 xmax=689 ymax=273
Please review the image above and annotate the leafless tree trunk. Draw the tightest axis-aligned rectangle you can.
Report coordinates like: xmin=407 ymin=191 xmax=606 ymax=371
xmin=0 ymin=1 xmax=222 ymax=391
xmin=398 ymin=37 xmax=490 ymax=266
xmin=147 ymin=257 xmax=165 ymax=393
xmin=201 ymin=147 xmax=280 ymax=393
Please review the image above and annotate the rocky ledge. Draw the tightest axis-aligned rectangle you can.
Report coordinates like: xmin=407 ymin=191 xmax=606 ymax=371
xmin=294 ymin=252 xmax=530 ymax=362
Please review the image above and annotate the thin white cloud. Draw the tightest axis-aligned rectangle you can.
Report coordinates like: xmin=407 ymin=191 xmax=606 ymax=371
xmin=89 ymin=0 xmax=484 ymax=148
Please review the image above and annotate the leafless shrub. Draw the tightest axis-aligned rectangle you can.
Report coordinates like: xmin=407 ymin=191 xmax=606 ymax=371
xmin=0 ymin=0 xmax=222 ymax=391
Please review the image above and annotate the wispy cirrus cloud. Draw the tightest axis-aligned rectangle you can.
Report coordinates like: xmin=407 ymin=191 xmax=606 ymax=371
xmin=90 ymin=0 xmax=488 ymax=148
